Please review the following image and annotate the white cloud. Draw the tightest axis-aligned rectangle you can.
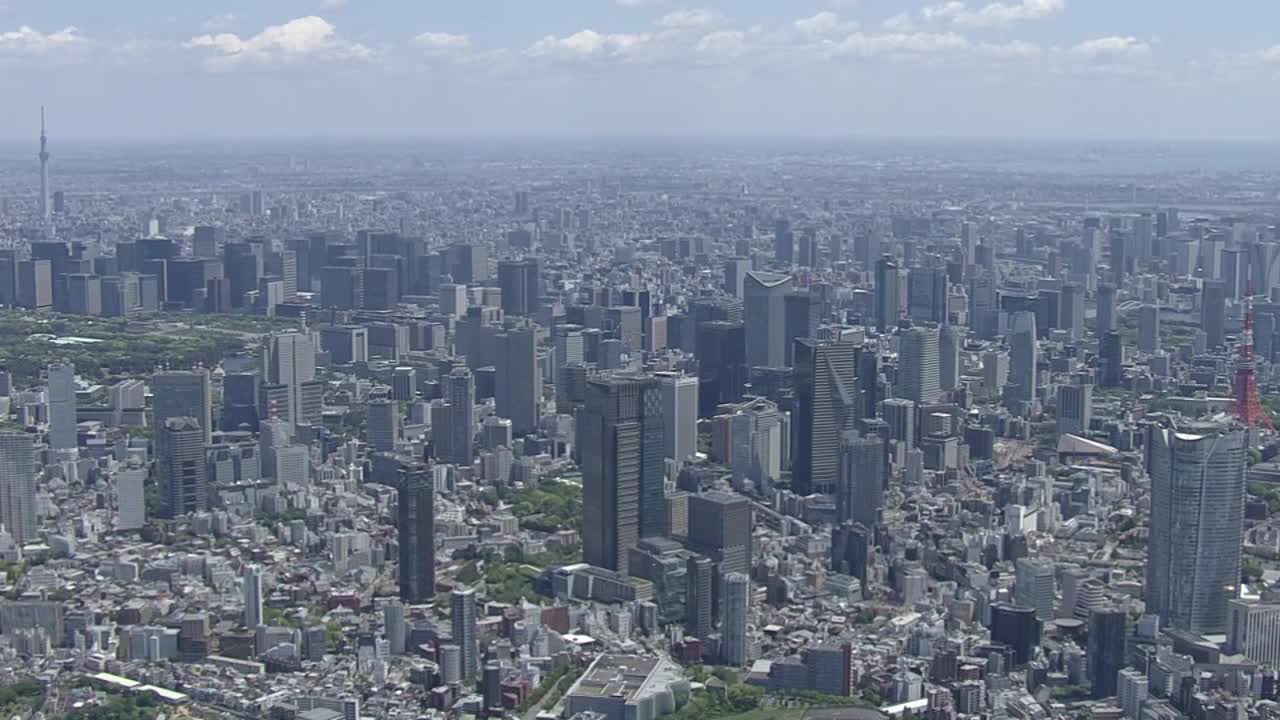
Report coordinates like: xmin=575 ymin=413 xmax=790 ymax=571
xmin=658 ymin=9 xmax=722 ymax=30
xmin=0 ymin=25 xmax=86 ymax=55
xmin=415 ymin=32 xmax=471 ymax=54
xmin=1068 ymin=35 xmax=1151 ymax=60
xmin=922 ymin=0 xmax=1065 ymax=28
xmin=184 ymin=16 xmax=371 ymax=68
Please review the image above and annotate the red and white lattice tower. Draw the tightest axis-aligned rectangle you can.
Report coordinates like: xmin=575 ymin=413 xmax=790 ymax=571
xmin=1234 ymin=289 xmax=1276 ymax=432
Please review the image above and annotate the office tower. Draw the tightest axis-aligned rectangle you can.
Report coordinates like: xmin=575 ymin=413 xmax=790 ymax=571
xmin=832 ymin=522 xmax=871 ymax=582
xmin=657 ymin=373 xmax=698 ymax=466
xmin=495 ymin=327 xmax=541 ymax=436
xmin=581 ymin=376 xmax=663 ymax=574
xmin=774 ymin=219 xmax=794 ymax=265
xmin=989 ymin=603 xmax=1040 ymax=667
xmin=696 ymin=321 xmax=747 ymax=417
xmin=1117 ymin=668 xmax=1148 ymax=719
xmin=836 ymin=433 xmax=885 ymax=529
xmin=721 ymin=572 xmax=751 ymax=666
xmin=907 ymin=266 xmax=948 ymax=324
xmin=686 ymin=554 xmax=714 ymax=640
xmin=743 ymin=271 xmax=793 ymax=370
xmin=1202 ymin=280 xmax=1227 ymax=349
xmin=242 ymin=565 xmax=263 ymax=628
xmin=1014 ymin=558 xmax=1056 ymax=621
xmin=451 ymin=588 xmax=478 ymax=681
xmin=397 ymin=461 xmax=435 ymax=604
xmin=1146 ymin=421 xmax=1247 ymax=634
xmin=437 ymin=368 xmax=475 ymax=466
xmin=37 ymin=108 xmax=50 ymax=225
xmin=497 ymin=258 xmax=540 ymax=317
xmin=882 ymin=398 xmax=915 ymax=447
xmin=897 ymin=326 xmax=941 ymax=405
xmin=384 ymin=601 xmax=407 ymax=655
xmin=686 ymin=490 xmax=752 ymax=580
xmin=1096 ymin=283 xmax=1117 ymax=338
xmin=113 ymin=466 xmax=145 ymax=532
xmin=1100 ymin=331 xmax=1124 ymax=388
xmin=263 ymin=332 xmax=316 ymax=425
xmin=793 ymin=339 xmax=858 ymax=496
xmin=1056 ymin=384 xmax=1093 ymax=436
xmin=723 ymin=257 xmax=750 ymax=299
xmin=1138 ymin=304 xmax=1160 ymax=354
xmin=367 ymin=398 xmax=399 ymax=453
xmin=1008 ymin=312 xmax=1038 ymax=406
xmin=46 ymin=363 xmax=77 ymax=451
xmin=152 ymin=370 xmax=212 ymax=445
xmin=1088 ymin=607 xmax=1128 ymax=699
xmin=0 ymin=432 xmax=35 ymax=544
xmin=17 ymin=259 xmax=52 ymax=309
xmin=874 ymin=256 xmax=903 ymax=333
xmin=939 ymin=326 xmax=961 ymax=392
xmin=157 ymin=417 xmax=208 ymax=519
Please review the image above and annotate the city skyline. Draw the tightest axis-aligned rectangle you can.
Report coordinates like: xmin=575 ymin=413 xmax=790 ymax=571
xmin=4 ymin=1 xmax=1280 ymax=140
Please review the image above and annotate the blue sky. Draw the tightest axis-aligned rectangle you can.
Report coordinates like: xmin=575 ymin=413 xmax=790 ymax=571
xmin=2 ymin=0 xmax=1279 ymax=140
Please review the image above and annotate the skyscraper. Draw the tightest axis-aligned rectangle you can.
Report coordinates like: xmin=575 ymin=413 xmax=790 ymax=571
xmin=1146 ymin=421 xmax=1247 ymax=634
xmin=451 ymin=587 xmax=478 ymax=681
xmin=581 ymin=375 xmax=664 ymax=574
xmin=653 ymin=372 xmax=697 ymax=468
xmin=0 ymin=432 xmax=36 ymax=544
xmin=1138 ymin=304 xmax=1160 ymax=355
xmin=157 ymin=417 xmax=208 ymax=519
xmin=836 ymin=433 xmax=885 ymax=529
xmin=720 ymin=572 xmax=751 ymax=666
xmin=263 ymin=332 xmax=317 ymax=425
xmin=897 ymin=326 xmax=941 ymax=405
xmin=38 ymin=107 xmax=51 ymax=226
xmin=874 ymin=256 xmax=903 ymax=333
xmin=743 ymin=271 xmax=793 ymax=370
xmin=397 ymin=461 xmax=435 ymax=604
xmin=495 ymin=326 xmax=541 ymax=436
xmin=242 ymin=565 xmax=264 ymax=628
xmin=152 ymin=369 xmax=213 ymax=445
xmin=1008 ymin=311 xmax=1038 ymax=406
xmin=46 ymin=363 xmax=77 ymax=451
xmin=792 ymin=339 xmax=858 ymax=496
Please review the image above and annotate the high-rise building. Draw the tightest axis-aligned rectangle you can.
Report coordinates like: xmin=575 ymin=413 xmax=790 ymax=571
xmin=874 ymin=256 xmax=903 ymax=333
xmin=1202 ymin=280 xmax=1227 ymax=349
xmin=157 ymin=417 xmax=208 ymax=519
xmin=152 ymin=370 xmax=212 ymax=445
xmin=1008 ymin=312 xmax=1038 ymax=406
xmin=0 ymin=432 xmax=36 ymax=543
xmin=497 ymin=258 xmax=540 ymax=317
xmin=451 ymin=588 xmax=478 ymax=681
xmin=1146 ymin=421 xmax=1246 ymax=634
xmin=495 ymin=326 xmax=541 ymax=436
xmin=1087 ymin=607 xmax=1128 ymax=699
xmin=242 ymin=565 xmax=264 ymax=628
xmin=657 ymin=373 xmax=698 ymax=467
xmin=1096 ymin=283 xmax=1117 ymax=338
xmin=1138 ymin=304 xmax=1160 ymax=355
xmin=1057 ymin=384 xmax=1093 ymax=436
xmin=263 ymin=332 xmax=317 ymax=425
xmin=721 ymin=572 xmax=751 ymax=666
xmin=897 ymin=326 xmax=941 ymax=405
xmin=397 ymin=461 xmax=435 ymax=604
xmin=46 ymin=363 xmax=77 ymax=451
xmin=743 ymin=271 xmax=793 ymax=370
xmin=581 ymin=376 xmax=664 ymax=574
xmin=836 ymin=433 xmax=885 ymax=529
xmin=793 ymin=339 xmax=858 ymax=496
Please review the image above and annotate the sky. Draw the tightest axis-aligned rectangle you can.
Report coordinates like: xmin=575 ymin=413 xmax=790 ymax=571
xmin=2 ymin=0 xmax=1280 ymax=141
